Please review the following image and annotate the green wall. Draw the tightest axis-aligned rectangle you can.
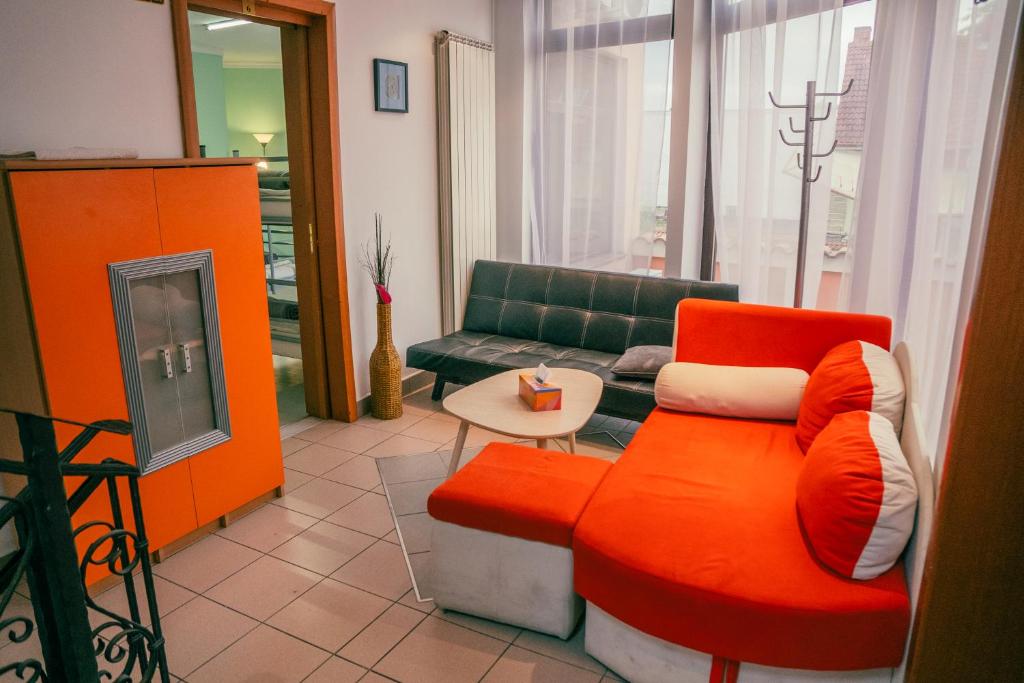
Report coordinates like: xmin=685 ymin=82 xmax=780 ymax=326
xmin=224 ymin=67 xmax=288 ymax=158
xmin=191 ymin=51 xmax=229 ymax=158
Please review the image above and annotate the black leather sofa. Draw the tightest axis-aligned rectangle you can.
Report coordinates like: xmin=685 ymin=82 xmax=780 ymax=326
xmin=407 ymin=260 xmax=739 ymax=422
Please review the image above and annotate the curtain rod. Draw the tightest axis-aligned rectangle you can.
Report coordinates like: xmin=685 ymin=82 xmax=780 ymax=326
xmin=437 ymin=30 xmax=493 ymax=51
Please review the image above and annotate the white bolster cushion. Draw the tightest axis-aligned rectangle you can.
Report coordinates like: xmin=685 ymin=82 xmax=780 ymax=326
xmin=654 ymin=362 xmax=810 ymax=420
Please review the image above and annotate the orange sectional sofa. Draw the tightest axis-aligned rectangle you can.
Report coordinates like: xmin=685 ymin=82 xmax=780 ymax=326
xmin=574 ymin=300 xmax=931 ymax=682
xmin=429 ymin=299 xmax=933 ymax=682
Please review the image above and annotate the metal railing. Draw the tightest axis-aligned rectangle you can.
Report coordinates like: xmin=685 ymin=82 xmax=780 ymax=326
xmin=0 ymin=409 xmax=169 ymax=682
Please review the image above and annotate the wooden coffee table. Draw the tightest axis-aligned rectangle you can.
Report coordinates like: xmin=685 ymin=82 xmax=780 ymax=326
xmin=442 ymin=367 xmax=603 ymax=477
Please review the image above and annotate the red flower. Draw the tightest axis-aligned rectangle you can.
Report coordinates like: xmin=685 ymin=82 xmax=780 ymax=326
xmin=375 ymin=283 xmax=393 ymax=304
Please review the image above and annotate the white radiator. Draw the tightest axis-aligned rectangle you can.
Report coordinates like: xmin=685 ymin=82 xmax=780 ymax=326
xmin=436 ymin=31 xmax=497 ymax=334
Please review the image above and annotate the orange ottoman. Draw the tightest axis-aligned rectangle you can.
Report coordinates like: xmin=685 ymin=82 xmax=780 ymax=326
xmin=427 ymin=442 xmax=611 ymax=638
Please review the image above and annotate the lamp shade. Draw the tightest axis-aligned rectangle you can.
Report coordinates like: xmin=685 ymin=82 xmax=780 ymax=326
xmin=252 ymin=133 xmax=275 ymax=145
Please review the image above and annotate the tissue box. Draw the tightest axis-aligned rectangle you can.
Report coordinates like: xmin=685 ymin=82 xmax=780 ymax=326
xmin=518 ymin=372 xmax=563 ymax=412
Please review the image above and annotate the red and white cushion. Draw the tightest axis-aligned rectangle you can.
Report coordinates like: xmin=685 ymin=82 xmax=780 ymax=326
xmin=796 ymin=340 xmax=904 ymax=452
xmin=796 ymin=411 xmax=918 ymax=580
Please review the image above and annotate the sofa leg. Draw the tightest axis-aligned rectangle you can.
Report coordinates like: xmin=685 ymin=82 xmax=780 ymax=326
xmin=431 ymin=376 xmax=447 ymax=401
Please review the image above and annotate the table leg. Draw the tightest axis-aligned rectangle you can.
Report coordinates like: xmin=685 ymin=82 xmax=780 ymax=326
xmin=447 ymin=421 xmax=470 ymax=478
xmin=568 ymin=432 xmax=576 ymax=454
xmin=537 ymin=438 xmax=548 ymax=450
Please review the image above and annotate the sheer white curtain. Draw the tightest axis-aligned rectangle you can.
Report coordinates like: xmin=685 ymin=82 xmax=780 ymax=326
xmin=709 ymin=0 xmax=847 ymax=306
xmin=524 ymin=0 xmax=674 ymax=274
xmin=843 ymin=0 xmax=1020 ymax=461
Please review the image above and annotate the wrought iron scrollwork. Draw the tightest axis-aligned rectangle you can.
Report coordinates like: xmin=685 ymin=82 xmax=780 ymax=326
xmin=0 ymin=409 xmax=169 ymax=682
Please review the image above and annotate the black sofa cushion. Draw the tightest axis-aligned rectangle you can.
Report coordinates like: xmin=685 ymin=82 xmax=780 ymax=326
xmin=405 ymin=331 xmax=660 ymax=421
xmin=408 ymin=260 xmax=739 ymax=422
xmin=461 ymin=261 xmax=735 ymax=355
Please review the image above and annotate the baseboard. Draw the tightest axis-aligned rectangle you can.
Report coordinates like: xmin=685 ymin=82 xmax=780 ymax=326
xmin=355 ymin=370 xmax=436 ymax=417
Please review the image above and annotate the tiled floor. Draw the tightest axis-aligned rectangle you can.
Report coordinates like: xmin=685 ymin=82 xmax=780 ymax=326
xmin=54 ymin=385 xmax=632 ymax=682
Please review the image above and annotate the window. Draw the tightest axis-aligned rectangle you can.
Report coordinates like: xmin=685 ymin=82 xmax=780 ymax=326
xmin=709 ymin=0 xmax=877 ymax=307
xmin=527 ymin=0 xmax=674 ymax=276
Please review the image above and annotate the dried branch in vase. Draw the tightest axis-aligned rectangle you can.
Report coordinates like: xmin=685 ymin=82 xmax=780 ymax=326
xmin=360 ymin=212 xmax=395 ymax=304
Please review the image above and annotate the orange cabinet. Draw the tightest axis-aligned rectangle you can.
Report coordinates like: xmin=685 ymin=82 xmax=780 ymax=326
xmin=0 ymin=159 xmax=283 ymax=569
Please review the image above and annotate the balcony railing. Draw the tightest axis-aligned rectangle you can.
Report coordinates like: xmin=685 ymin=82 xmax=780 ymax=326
xmin=0 ymin=409 xmax=169 ymax=682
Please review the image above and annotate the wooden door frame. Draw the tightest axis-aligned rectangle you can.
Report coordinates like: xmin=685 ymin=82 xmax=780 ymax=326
xmin=170 ymin=0 xmax=357 ymax=423
xmin=905 ymin=21 xmax=1024 ymax=681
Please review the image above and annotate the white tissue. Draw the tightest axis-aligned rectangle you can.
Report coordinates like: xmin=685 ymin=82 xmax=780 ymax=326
xmin=534 ymin=363 xmax=551 ymax=384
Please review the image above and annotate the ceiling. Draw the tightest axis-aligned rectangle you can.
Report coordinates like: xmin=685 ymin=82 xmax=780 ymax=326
xmin=188 ymin=10 xmax=282 ymax=68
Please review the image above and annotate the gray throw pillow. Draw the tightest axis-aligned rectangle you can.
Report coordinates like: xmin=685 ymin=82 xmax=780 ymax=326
xmin=611 ymin=345 xmax=673 ymax=380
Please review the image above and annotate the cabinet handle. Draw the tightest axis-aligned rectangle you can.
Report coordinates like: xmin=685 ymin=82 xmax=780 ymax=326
xmin=180 ymin=343 xmax=193 ymax=373
xmin=160 ymin=348 xmax=174 ymax=379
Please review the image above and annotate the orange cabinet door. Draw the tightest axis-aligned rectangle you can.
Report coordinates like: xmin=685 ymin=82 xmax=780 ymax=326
xmin=10 ymin=169 xmax=200 ymax=558
xmin=153 ymin=166 xmax=284 ymax=525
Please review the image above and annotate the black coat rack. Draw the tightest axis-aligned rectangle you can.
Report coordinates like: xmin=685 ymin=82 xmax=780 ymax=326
xmin=769 ymin=78 xmax=853 ymax=307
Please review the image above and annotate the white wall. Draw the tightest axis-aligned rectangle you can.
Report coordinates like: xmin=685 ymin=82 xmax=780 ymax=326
xmin=335 ymin=0 xmax=493 ymax=399
xmin=0 ymin=0 xmax=183 ymax=157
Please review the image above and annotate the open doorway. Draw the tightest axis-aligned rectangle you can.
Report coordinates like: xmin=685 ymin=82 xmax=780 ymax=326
xmin=171 ymin=0 xmax=358 ymax=425
xmin=187 ymin=11 xmax=306 ymax=425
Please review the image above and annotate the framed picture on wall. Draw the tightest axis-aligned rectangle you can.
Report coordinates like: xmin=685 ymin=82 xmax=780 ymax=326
xmin=374 ymin=58 xmax=408 ymax=113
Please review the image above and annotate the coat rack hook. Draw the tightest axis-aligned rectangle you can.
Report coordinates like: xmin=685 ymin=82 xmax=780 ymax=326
xmin=813 ymin=138 xmax=839 ymax=158
xmin=796 ymin=153 xmax=803 ymax=170
xmin=808 ymin=165 xmax=823 ymax=183
xmin=768 ymin=90 xmax=804 ymax=109
xmin=778 ymin=129 xmax=802 ymax=147
xmin=788 ymin=117 xmax=805 ymax=134
xmin=815 ymin=79 xmax=855 ymax=98
xmin=810 ymin=102 xmax=833 ymax=122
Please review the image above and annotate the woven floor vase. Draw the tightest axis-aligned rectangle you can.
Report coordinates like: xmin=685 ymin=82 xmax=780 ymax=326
xmin=369 ymin=302 xmax=403 ymax=419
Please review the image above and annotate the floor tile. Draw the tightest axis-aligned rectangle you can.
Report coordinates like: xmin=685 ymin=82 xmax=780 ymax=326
xmin=377 ymin=452 xmax=448 ymax=485
xmin=270 ymin=520 xmax=376 ymax=575
xmin=153 ymin=535 xmax=261 ymax=593
xmin=267 ymin=578 xmax=390 ymax=652
xmin=282 ymin=436 xmax=311 ymax=456
xmin=364 ymin=434 xmax=442 ymax=459
xmin=482 ymin=645 xmax=603 ymax=682
xmin=283 ymin=467 xmax=315 ymax=493
xmin=325 ymin=492 xmax=395 ymax=537
xmin=320 ymin=425 xmax=392 ymax=453
xmin=402 ymin=389 xmax=444 ymax=414
xmin=280 ymin=416 xmax=323 ymax=440
xmin=408 ymin=552 xmax=434 ymax=597
xmin=399 ymin=589 xmax=437 ymax=614
xmin=305 ymin=656 xmax=368 ymax=683
xmin=272 ymin=478 xmax=364 ymax=518
xmin=382 ymin=530 xmax=400 ymax=545
xmin=374 ymin=615 xmax=507 ymax=683
xmin=215 ymin=503 xmax=318 ymax=552
xmin=338 ymin=602 xmax=427 ymax=668
xmin=295 ymin=420 xmax=348 ymax=442
xmin=188 ymin=624 xmax=329 ymax=683
xmin=357 ymin=410 xmax=428 ymax=434
xmin=398 ymin=415 xmax=460 ymax=443
xmin=395 ymin=512 xmax=433 ymax=554
xmin=360 ymin=672 xmax=395 ymax=683
xmin=438 ymin=609 xmax=521 ymax=643
xmin=160 ymin=596 xmax=257 ymax=677
xmin=92 ymin=574 xmax=195 ymax=627
xmin=323 ymin=454 xmax=384 ymax=490
xmin=284 ymin=441 xmax=358 ymax=476
xmin=513 ymin=625 xmax=603 ymax=674
xmin=331 ymin=540 xmax=412 ymax=600
xmin=387 ymin=478 xmax=443 ymax=516
xmin=205 ymin=554 xmax=319 ymax=621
